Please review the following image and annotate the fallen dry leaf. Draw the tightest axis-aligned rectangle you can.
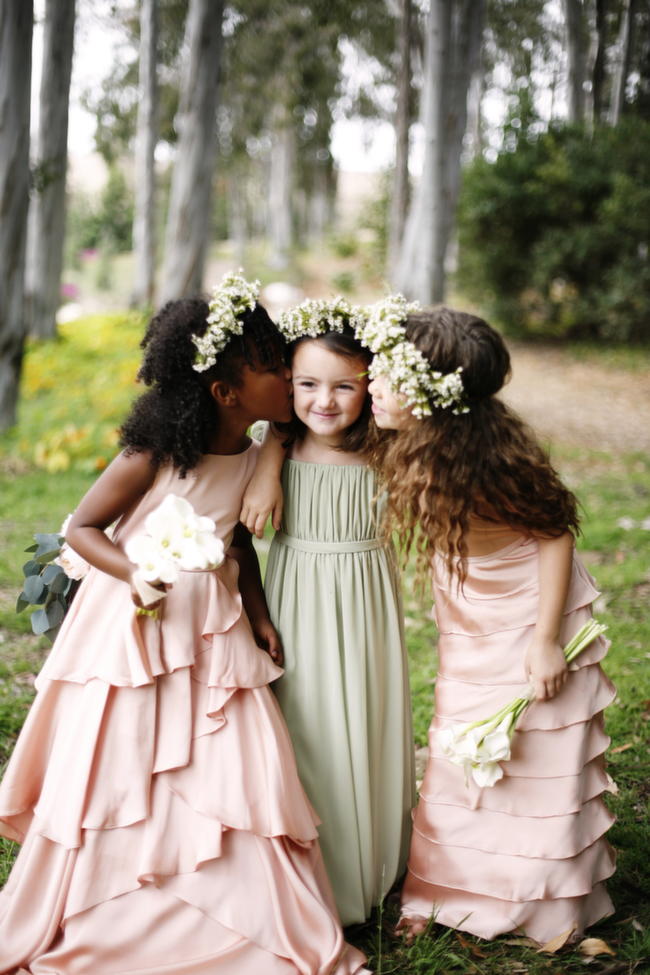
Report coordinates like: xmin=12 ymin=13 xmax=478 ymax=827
xmin=537 ymin=926 xmax=576 ymax=953
xmin=605 ymin=773 xmax=620 ymax=795
xmin=502 ymin=937 xmax=538 ymax=948
xmin=578 ymin=937 xmax=616 ymax=957
xmin=631 ymin=918 xmax=645 ymax=932
xmin=454 ymin=931 xmax=487 ymax=957
xmin=610 ymin=742 xmax=635 ymax=754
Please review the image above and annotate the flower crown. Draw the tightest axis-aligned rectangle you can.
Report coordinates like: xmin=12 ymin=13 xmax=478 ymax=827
xmin=276 ymin=295 xmax=367 ymax=342
xmin=192 ymin=270 xmax=261 ymax=372
xmin=357 ymin=294 xmax=468 ymax=417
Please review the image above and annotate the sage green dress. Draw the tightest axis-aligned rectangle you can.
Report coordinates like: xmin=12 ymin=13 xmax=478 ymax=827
xmin=264 ymin=460 xmax=415 ymax=925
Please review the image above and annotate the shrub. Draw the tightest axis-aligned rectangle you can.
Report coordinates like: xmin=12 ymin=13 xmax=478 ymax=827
xmin=456 ymin=119 xmax=650 ymax=342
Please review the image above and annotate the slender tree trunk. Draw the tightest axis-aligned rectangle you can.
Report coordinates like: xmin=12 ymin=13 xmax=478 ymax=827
xmin=591 ymin=0 xmax=607 ymax=123
xmin=268 ymin=110 xmax=294 ymax=270
xmin=25 ymin=0 xmax=75 ymax=340
xmin=387 ymin=0 xmax=412 ymax=275
xmin=565 ymin=0 xmax=587 ymax=122
xmin=131 ymin=0 xmax=158 ymax=308
xmin=395 ymin=0 xmax=484 ymax=303
xmin=0 ymin=0 xmax=33 ymax=429
xmin=227 ymin=171 xmax=247 ymax=267
xmin=161 ymin=0 xmax=224 ymax=302
xmin=609 ymin=0 xmax=636 ymax=123
xmin=308 ymin=161 xmax=331 ymax=241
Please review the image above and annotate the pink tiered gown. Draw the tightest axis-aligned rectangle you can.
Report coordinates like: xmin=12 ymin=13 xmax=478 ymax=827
xmin=0 ymin=445 xmax=368 ymax=975
xmin=400 ymin=533 xmax=616 ymax=944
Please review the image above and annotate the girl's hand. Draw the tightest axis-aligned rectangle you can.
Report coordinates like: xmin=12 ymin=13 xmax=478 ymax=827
xmin=524 ymin=636 xmax=568 ymax=701
xmin=250 ymin=617 xmax=284 ymax=666
xmin=240 ymin=479 xmax=284 ymax=538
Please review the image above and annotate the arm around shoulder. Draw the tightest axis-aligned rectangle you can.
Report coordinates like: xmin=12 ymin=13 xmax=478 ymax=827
xmin=240 ymin=423 xmax=287 ymax=538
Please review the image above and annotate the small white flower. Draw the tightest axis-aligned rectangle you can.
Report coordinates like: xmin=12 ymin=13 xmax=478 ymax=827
xmin=276 ymin=296 xmax=367 ymax=342
xmin=471 ymin=761 xmax=505 ymax=788
xmin=192 ymin=270 xmax=260 ymax=372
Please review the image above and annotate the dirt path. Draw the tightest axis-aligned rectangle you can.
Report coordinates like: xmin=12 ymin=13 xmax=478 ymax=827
xmin=502 ymin=345 xmax=650 ymax=455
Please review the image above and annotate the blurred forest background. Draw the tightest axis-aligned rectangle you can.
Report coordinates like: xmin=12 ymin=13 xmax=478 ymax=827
xmin=1 ymin=0 xmax=650 ymax=432
xmin=1 ymin=2 xmax=650 ymax=973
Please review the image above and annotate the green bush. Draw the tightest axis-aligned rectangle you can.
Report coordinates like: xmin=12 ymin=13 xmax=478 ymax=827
xmin=456 ymin=119 xmax=650 ymax=342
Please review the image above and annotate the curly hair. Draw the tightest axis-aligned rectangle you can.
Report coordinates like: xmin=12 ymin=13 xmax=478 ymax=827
xmin=283 ymin=327 xmax=373 ymax=455
xmin=119 ymin=297 xmax=285 ymax=475
xmin=368 ymin=307 xmax=580 ymax=581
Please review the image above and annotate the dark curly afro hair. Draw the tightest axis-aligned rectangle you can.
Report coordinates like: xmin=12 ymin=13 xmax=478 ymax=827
xmin=119 ymin=296 xmax=285 ymax=475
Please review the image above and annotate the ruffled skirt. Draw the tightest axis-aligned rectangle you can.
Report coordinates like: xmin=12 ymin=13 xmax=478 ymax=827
xmin=400 ymin=540 xmax=616 ymax=944
xmin=0 ymin=560 xmax=368 ymax=974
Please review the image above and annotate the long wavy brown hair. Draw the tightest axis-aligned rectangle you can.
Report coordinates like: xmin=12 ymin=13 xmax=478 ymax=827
xmin=368 ymin=307 xmax=580 ymax=582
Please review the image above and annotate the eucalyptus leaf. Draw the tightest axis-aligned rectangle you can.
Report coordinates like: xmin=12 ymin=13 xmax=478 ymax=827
xmin=23 ymin=575 xmax=46 ymax=604
xmin=45 ymin=601 xmax=65 ymax=628
xmin=24 ymin=543 xmax=38 ymax=553
xmin=42 ymin=563 xmax=63 ymax=585
xmin=16 ymin=593 xmax=30 ymax=613
xmin=49 ymin=571 xmax=70 ymax=595
xmin=31 ymin=608 xmax=51 ymax=635
xmin=35 ymin=547 xmax=62 ymax=564
xmin=22 ymin=559 xmax=41 ymax=577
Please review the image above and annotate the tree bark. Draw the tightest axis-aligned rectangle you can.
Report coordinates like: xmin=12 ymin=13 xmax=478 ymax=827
xmin=268 ymin=109 xmax=294 ymax=270
xmin=395 ymin=0 xmax=484 ymax=303
xmin=161 ymin=0 xmax=224 ymax=302
xmin=591 ymin=0 xmax=607 ymax=123
xmin=0 ymin=0 xmax=33 ymax=429
xmin=387 ymin=0 xmax=412 ymax=275
xmin=609 ymin=0 xmax=636 ymax=123
xmin=131 ymin=0 xmax=158 ymax=308
xmin=25 ymin=0 xmax=75 ymax=340
xmin=565 ymin=0 xmax=587 ymax=123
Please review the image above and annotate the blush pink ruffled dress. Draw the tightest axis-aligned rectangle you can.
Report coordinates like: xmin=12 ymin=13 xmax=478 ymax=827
xmin=0 ymin=445 xmax=368 ymax=975
xmin=400 ymin=535 xmax=616 ymax=944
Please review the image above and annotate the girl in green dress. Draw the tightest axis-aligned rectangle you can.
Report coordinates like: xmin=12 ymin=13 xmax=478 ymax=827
xmin=242 ymin=298 xmax=415 ymax=926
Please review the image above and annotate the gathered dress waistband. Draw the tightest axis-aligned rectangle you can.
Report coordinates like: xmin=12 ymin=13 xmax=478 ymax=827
xmin=273 ymin=531 xmax=387 ymax=554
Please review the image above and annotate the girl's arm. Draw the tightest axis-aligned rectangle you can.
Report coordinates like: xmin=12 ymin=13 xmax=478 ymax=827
xmin=239 ymin=424 xmax=286 ymax=538
xmin=228 ymin=522 xmax=283 ymax=665
xmin=524 ymin=531 xmax=574 ymax=701
xmin=66 ymin=450 xmax=159 ymax=603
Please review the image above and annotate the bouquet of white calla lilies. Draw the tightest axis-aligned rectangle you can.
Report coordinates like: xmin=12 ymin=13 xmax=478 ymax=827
xmin=438 ymin=619 xmax=607 ymax=788
xmin=125 ymin=495 xmax=225 ymax=610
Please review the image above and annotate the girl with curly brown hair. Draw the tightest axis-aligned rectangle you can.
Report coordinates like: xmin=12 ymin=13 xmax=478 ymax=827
xmin=0 ymin=274 xmax=368 ymax=975
xmin=366 ymin=303 xmax=615 ymax=946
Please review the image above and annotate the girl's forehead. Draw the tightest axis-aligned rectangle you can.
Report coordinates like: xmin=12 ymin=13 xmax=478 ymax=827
xmin=292 ymin=340 xmax=367 ymax=378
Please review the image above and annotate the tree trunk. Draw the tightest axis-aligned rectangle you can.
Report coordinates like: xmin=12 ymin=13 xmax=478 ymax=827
xmin=565 ymin=0 xmax=587 ymax=123
xmin=268 ymin=110 xmax=294 ymax=270
xmin=131 ymin=0 xmax=158 ymax=308
xmin=0 ymin=0 xmax=33 ymax=430
xmin=394 ymin=0 xmax=484 ymax=304
xmin=227 ymin=172 xmax=247 ymax=267
xmin=387 ymin=0 xmax=412 ymax=275
xmin=25 ymin=0 xmax=75 ymax=340
xmin=591 ymin=0 xmax=607 ymax=123
xmin=609 ymin=0 xmax=636 ymax=123
xmin=161 ymin=0 xmax=224 ymax=302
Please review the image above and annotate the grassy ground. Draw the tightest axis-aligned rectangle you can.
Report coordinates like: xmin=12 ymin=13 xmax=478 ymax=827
xmin=1 ymin=315 xmax=649 ymax=973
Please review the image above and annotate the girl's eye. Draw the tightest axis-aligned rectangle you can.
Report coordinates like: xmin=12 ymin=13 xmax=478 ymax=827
xmin=297 ymin=380 xmax=315 ymax=388
xmin=337 ymin=384 xmax=354 ymax=391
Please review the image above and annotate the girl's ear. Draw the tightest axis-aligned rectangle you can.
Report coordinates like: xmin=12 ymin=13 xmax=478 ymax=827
xmin=210 ymin=380 xmax=238 ymax=407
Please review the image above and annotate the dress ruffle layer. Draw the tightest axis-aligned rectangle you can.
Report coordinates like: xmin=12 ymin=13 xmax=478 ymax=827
xmin=0 ymin=454 xmax=368 ymax=975
xmin=401 ymin=538 xmax=616 ymax=945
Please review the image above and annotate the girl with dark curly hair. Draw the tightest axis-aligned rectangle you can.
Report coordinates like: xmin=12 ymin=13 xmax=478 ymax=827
xmin=366 ymin=303 xmax=615 ymax=945
xmin=0 ymin=275 xmax=369 ymax=975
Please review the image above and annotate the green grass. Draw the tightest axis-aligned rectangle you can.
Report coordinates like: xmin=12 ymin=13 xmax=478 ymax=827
xmin=0 ymin=317 xmax=649 ymax=973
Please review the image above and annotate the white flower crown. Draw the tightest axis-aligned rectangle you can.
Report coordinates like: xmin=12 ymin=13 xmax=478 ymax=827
xmin=358 ymin=294 xmax=469 ymax=417
xmin=192 ymin=270 xmax=261 ymax=372
xmin=276 ymin=295 xmax=367 ymax=342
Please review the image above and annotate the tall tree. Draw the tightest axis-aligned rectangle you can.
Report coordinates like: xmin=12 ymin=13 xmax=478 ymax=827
xmin=25 ymin=0 xmax=76 ymax=340
xmin=609 ymin=0 xmax=637 ymax=123
xmin=0 ymin=0 xmax=33 ymax=430
xmin=161 ymin=0 xmax=224 ymax=300
xmin=395 ymin=0 xmax=485 ymax=303
xmin=131 ymin=0 xmax=158 ymax=307
xmin=387 ymin=0 xmax=413 ymax=272
xmin=565 ymin=0 xmax=588 ymax=122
